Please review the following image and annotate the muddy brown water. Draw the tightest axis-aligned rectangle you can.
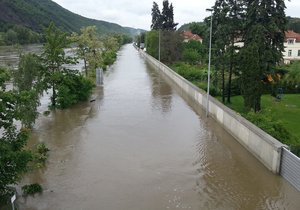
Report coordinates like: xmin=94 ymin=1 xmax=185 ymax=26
xmin=14 ymin=45 xmax=300 ymax=209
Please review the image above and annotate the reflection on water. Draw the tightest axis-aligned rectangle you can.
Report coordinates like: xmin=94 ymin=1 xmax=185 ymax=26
xmin=14 ymin=45 xmax=300 ymax=210
xmin=147 ymin=64 xmax=173 ymax=114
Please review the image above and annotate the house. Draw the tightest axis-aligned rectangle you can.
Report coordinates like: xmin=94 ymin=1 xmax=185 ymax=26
xmin=182 ymin=31 xmax=203 ymax=43
xmin=283 ymin=30 xmax=300 ymax=64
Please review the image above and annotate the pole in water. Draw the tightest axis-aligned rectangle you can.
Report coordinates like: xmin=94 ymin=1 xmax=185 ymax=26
xmin=96 ymin=68 xmax=104 ymax=86
xmin=11 ymin=193 xmax=16 ymax=210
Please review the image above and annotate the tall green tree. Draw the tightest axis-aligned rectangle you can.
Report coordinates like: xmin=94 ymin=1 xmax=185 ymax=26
xmin=41 ymin=23 xmax=74 ymax=108
xmin=240 ymin=0 xmax=287 ymax=112
xmin=161 ymin=0 xmax=178 ymax=31
xmin=212 ymin=0 xmax=244 ymax=103
xmin=70 ymin=26 xmax=103 ymax=76
xmin=13 ymin=53 xmax=42 ymax=128
xmin=151 ymin=2 xmax=162 ymax=30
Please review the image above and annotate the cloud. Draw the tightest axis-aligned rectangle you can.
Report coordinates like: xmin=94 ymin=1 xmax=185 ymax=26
xmin=53 ymin=0 xmax=300 ymax=30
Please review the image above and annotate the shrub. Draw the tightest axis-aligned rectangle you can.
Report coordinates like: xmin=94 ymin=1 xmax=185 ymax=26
xmin=244 ymin=111 xmax=296 ymax=146
xmin=56 ymin=71 xmax=95 ymax=109
xmin=22 ymin=184 xmax=42 ymax=196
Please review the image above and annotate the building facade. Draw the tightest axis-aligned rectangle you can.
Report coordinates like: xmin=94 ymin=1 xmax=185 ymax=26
xmin=283 ymin=30 xmax=300 ymax=64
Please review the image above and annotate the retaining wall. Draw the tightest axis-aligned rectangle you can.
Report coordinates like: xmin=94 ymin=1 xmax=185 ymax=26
xmin=140 ymin=49 xmax=285 ymax=174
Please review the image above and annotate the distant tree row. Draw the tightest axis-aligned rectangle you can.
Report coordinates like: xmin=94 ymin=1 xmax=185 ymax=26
xmin=0 ymin=25 xmax=44 ymax=45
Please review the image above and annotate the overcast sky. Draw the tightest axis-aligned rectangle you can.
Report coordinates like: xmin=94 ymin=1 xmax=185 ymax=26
xmin=52 ymin=0 xmax=300 ymax=30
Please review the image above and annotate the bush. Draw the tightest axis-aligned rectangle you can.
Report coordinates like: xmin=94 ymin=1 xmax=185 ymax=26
xmin=22 ymin=184 xmax=42 ymax=196
xmin=56 ymin=71 xmax=95 ymax=109
xmin=173 ymin=62 xmax=207 ymax=82
xmin=245 ymin=111 xmax=296 ymax=146
xmin=182 ymin=48 xmax=200 ymax=65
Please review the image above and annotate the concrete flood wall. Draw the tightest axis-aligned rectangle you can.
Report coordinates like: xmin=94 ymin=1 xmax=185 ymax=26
xmin=140 ymin=50 xmax=285 ymax=174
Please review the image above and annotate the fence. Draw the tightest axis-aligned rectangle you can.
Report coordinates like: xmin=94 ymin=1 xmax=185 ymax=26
xmin=281 ymin=147 xmax=300 ymax=191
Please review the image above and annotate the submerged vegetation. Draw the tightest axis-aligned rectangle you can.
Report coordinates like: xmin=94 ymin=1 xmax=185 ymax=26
xmin=0 ymin=22 xmax=127 ymax=206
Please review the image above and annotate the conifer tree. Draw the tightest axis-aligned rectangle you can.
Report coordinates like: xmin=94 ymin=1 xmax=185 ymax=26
xmin=151 ymin=2 xmax=162 ymax=30
xmin=240 ymin=0 xmax=287 ymax=112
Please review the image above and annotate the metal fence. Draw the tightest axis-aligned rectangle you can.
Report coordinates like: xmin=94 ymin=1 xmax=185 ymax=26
xmin=280 ymin=147 xmax=300 ymax=191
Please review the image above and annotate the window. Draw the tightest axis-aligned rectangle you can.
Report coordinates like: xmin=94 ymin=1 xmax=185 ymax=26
xmin=298 ymin=50 xmax=300 ymax=57
xmin=288 ymin=50 xmax=292 ymax=57
xmin=287 ymin=39 xmax=295 ymax=45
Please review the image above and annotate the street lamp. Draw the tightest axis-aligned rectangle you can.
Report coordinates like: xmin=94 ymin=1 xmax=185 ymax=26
xmin=159 ymin=29 xmax=161 ymax=62
xmin=206 ymin=8 xmax=213 ymax=117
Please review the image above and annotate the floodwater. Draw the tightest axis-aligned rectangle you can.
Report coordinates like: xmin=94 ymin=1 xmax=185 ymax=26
xmin=13 ymin=44 xmax=300 ymax=209
xmin=0 ymin=44 xmax=84 ymax=71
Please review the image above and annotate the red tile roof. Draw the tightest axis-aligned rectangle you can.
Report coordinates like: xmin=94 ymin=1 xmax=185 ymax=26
xmin=182 ymin=31 xmax=202 ymax=42
xmin=285 ymin=30 xmax=300 ymax=42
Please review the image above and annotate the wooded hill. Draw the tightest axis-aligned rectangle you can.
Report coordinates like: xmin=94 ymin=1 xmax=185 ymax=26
xmin=0 ymin=0 xmax=143 ymax=35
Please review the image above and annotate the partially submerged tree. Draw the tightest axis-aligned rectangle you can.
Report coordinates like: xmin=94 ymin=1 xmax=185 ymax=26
xmin=70 ymin=26 xmax=103 ymax=76
xmin=41 ymin=23 xmax=75 ymax=108
xmin=0 ymin=67 xmax=33 ymax=203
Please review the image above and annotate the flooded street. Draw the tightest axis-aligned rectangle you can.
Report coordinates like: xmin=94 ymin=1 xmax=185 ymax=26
xmin=15 ymin=44 xmax=300 ymax=209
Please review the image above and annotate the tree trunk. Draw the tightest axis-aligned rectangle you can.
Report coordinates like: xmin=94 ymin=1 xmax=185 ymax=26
xmin=222 ymin=64 xmax=225 ymax=103
xmin=227 ymin=36 xmax=235 ymax=104
xmin=52 ymin=82 xmax=56 ymax=108
xmin=84 ymin=58 xmax=87 ymax=77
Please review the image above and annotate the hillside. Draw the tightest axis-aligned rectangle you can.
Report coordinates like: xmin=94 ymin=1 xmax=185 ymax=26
xmin=287 ymin=17 xmax=300 ymax=33
xmin=0 ymin=0 xmax=142 ymax=35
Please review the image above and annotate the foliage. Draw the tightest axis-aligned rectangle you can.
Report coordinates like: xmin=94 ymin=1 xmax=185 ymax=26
xmin=13 ymin=53 xmax=43 ymax=128
xmin=145 ymin=30 xmax=159 ymax=58
xmin=150 ymin=0 xmax=178 ymax=31
xmin=245 ymin=111 xmax=295 ymax=146
xmin=160 ymin=31 xmax=183 ymax=63
xmin=222 ymin=94 xmax=300 ymax=151
xmin=182 ymin=40 xmax=205 ymax=65
xmin=172 ymin=62 xmax=207 ymax=82
xmin=212 ymin=0 xmax=244 ymax=104
xmin=239 ymin=0 xmax=287 ymax=112
xmin=70 ymin=26 xmax=104 ymax=76
xmin=2 ymin=25 xmax=42 ymax=46
xmin=56 ymin=71 xmax=95 ymax=109
xmin=161 ymin=0 xmax=178 ymax=31
xmin=22 ymin=183 xmax=42 ymax=196
xmin=281 ymin=61 xmax=300 ymax=93
xmin=32 ymin=143 xmax=50 ymax=168
xmin=287 ymin=17 xmax=300 ymax=33
xmin=0 ymin=67 xmax=33 ymax=204
xmin=41 ymin=23 xmax=75 ymax=108
xmin=151 ymin=2 xmax=162 ymax=30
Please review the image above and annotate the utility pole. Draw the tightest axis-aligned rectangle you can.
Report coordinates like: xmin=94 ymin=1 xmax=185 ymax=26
xmin=159 ymin=29 xmax=161 ymax=62
xmin=206 ymin=8 xmax=213 ymax=117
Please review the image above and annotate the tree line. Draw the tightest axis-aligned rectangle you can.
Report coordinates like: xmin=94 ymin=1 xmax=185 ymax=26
xmin=143 ymin=0 xmax=287 ymax=113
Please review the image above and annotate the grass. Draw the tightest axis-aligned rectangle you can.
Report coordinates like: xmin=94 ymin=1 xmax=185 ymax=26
xmin=222 ymin=94 xmax=300 ymax=144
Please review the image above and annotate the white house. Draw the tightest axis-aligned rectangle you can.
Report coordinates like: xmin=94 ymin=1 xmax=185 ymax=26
xmin=283 ymin=30 xmax=300 ymax=64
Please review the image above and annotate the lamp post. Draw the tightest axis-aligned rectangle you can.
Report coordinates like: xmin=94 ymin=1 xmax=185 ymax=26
xmin=159 ymin=29 xmax=161 ymax=62
xmin=206 ymin=8 xmax=213 ymax=117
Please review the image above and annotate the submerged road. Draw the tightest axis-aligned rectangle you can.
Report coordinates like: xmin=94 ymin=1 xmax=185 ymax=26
xmin=20 ymin=44 xmax=300 ymax=210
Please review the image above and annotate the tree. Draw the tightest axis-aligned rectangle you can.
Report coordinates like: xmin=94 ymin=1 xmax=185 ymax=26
xmin=70 ymin=26 xmax=103 ymax=76
xmin=0 ymin=67 xmax=33 ymax=204
xmin=41 ymin=23 xmax=74 ymax=108
xmin=151 ymin=2 xmax=162 ymax=30
xmin=240 ymin=0 xmax=287 ymax=112
xmin=13 ymin=53 xmax=43 ymax=128
xmin=161 ymin=0 xmax=178 ymax=31
xmin=212 ymin=0 xmax=244 ymax=103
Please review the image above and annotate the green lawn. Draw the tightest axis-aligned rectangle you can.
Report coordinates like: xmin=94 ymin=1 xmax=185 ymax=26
xmin=221 ymin=94 xmax=300 ymax=144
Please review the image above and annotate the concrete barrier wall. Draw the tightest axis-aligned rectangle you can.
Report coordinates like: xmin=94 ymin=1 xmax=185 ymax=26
xmin=140 ymin=49 xmax=285 ymax=174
